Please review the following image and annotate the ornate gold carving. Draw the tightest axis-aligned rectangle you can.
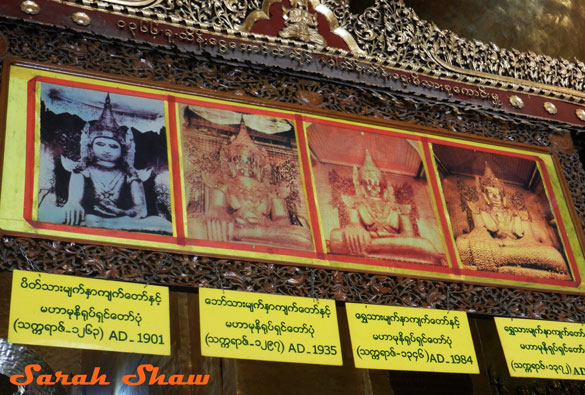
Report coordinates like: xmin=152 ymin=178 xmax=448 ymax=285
xmin=238 ymin=0 xmax=363 ymax=54
xmin=280 ymin=0 xmax=326 ymax=48
xmin=323 ymin=0 xmax=585 ymax=96
xmin=72 ymin=12 xmax=91 ymax=26
xmin=48 ymin=0 xmax=585 ymax=102
xmin=225 ymin=0 xmax=276 ymax=32
xmin=577 ymin=108 xmax=585 ymax=121
xmin=20 ymin=0 xmax=40 ymax=15
xmin=509 ymin=95 xmax=524 ymax=109
xmin=544 ymin=101 xmax=558 ymax=115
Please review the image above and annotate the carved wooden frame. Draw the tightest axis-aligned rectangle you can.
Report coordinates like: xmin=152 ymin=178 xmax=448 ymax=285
xmin=2 ymin=56 xmax=584 ymax=296
xmin=4 ymin=0 xmax=585 ymax=126
xmin=0 ymin=17 xmax=585 ymax=322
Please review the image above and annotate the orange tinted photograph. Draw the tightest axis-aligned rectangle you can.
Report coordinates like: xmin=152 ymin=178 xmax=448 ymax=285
xmin=432 ymin=143 xmax=572 ymax=280
xmin=307 ymin=122 xmax=447 ymax=266
xmin=180 ymin=104 xmax=314 ymax=251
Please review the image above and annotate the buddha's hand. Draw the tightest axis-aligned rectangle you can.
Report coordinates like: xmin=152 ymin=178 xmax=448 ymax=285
xmin=63 ymin=202 xmax=85 ymax=225
xmin=205 ymin=213 xmax=234 ymax=242
xmin=95 ymin=201 xmax=140 ymax=217
xmin=343 ymin=224 xmax=371 ymax=256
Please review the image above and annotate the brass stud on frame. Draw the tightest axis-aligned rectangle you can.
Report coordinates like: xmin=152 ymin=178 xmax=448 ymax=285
xmin=576 ymin=108 xmax=585 ymax=122
xmin=509 ymin=95 xmax=524 ymax=109
xmin=544 ymin=102 xmax=558 ymax=115
xmin=20 ymin=0 xmax=40 ymax=15
xmin=72 ymin=12 xmax=91 ymax=26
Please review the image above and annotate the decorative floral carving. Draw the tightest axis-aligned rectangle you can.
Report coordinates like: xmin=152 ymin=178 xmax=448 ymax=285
xmin=457 ymin=178 xmax=478 ymax=231
xmin=50 ymin=0 xmax=585 ymax=94
xmin=509 ymin=191 xmax=531 ymax=221
xmin=328 ymin=169 xmax=353 ymax=227
xmin=393 ymin=182 xmax=419 ymax=236
xmin=271 ymin=158 xmax=302 ymax=222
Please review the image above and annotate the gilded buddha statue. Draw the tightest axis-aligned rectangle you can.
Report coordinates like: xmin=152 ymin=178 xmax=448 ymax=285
xmin=456 ymin=162 xmax=569 ymax=277
xmin=189 ymin=118 xmax=313 ymax=250
xmin=329 ymin=150 xmax=441 ymax=263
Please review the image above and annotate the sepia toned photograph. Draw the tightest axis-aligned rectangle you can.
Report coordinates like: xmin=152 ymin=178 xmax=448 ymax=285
xmin=180 ymin=104 xmax=314 ymax=251
xmin=36 ymin=84 xmax=173 ymax=235
xmin=307 ymin=123 xmax=447 ymax=265
xmin=432 ymin=144 xmax=572 ymax=280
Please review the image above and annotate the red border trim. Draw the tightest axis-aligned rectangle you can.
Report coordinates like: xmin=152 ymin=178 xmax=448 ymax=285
xmin=19 ymin=74 xmax=583 ymax=288
xmin=459 ymin=268 xmax=577 ymax=287
xmin=23 ymin=77 xmax=38 ymax=221
xmin=28 ymin=221 xmax=175 ymax=243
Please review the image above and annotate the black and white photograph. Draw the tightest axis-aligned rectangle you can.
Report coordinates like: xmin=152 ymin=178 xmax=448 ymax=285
xmin=37 ymin=84 xmax=173 ymax=235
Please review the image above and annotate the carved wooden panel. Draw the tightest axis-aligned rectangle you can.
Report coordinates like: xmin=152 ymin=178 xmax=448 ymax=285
xmin=1 ymin=17 xmax=585 ymax=323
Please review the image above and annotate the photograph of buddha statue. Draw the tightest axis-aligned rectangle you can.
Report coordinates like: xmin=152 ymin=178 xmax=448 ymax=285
xmin=181 ymin=105 xmax=313 ymax=251
xmin=37 ymin=84 xmax=173 ymax=235
xmin=307 ymin=123 xmax=446 ymax=265
xmin=432 ymin=144 xmax=571 ymax=279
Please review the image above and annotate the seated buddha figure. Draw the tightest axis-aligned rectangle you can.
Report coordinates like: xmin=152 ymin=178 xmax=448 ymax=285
xmin=456 ymin=162 xmax=569 ymax=276
xmin=189 ymin=118 xmax=313 ymax=250
xmin=38 ymin=94 xmax=172 ymax=234
xmin=329 ymin=150 xmax=441 ymax=263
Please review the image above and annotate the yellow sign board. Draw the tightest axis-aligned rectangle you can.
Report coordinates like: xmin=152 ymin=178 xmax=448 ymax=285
xmin=346 ymin=303 xmax=479 ymax=373
xmin=495 ymin=317 xmax=585 ymax=380
xmin=199 ymin=288 xmax=342 ymax=365
xmin=8 ymin=270 xmax=170 ymax=355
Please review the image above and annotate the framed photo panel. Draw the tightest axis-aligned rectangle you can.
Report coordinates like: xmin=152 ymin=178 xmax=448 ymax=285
xmin=1 ymin=59 xmax=584 ymax=293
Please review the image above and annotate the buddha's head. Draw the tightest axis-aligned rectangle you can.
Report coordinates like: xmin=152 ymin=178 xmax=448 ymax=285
xmin=231 ymin=153 xmax=258 ymax=178
xmin=358 ymin=150 xmax=386 ymax=199
xmin=81 ymin=93 xmax=135 ymax=168
xmin=483 ymin=186 xmax=503 ymax=206
xmin=222 ymin=116 xmax=267 ymax=180
xmin=478 ymin=162 xmax=506 ymax=207
xmin=92 ymin=137 xmax=122 ymax=165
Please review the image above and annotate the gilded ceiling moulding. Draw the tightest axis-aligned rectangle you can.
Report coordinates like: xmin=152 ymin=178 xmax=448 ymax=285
xmin=236 ymin=0 xmax=364 ymax=55
xmin=7 ymin=0 xmax=585 ymax=124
